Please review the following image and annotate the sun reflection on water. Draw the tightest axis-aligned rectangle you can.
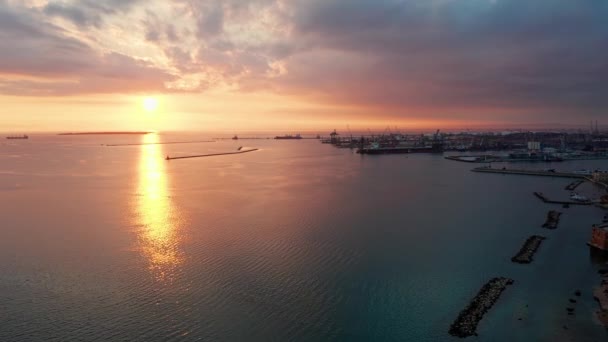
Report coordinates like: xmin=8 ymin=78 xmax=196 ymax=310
xmin=136 ymin=133 xmax=182 ymax=281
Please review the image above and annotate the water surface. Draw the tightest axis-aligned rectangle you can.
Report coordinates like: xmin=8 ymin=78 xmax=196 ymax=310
xmin=1 ymin=133 xmax=607 ymax=341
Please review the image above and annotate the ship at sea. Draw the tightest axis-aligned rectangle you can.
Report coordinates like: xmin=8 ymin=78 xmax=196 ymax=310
xmin=357 ymin=142 xmax=443 ymax=154
xmin=274 ymin=134 xmax=302 ymax=140
xmin=6 ymin=134 xmax=28 ymax=140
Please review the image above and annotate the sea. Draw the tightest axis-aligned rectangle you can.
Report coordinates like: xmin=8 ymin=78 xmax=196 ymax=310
xmin=1 ymin=132 xmax=607 ymax=342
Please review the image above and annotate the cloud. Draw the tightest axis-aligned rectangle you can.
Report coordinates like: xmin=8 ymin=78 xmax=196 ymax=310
xmin=42 ymin=0 xmax=143 ymax=27
xmin=0 ymin=1 xmax=175 ymax=95
xmin=0 ymin=0 xmax=607 ymax=121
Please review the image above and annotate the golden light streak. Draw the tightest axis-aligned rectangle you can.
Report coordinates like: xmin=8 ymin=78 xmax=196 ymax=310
xmin=135 ymin=133 xmax=182 ymax=281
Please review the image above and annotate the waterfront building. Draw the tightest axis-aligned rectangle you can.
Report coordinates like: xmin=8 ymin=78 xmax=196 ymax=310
xmin=592 ymin=171 xmax=608 ymax=184
xmin=528 ymin=141 xmax=541 ymax=151
xmin=589 ymin=224 xmax=608 ymax=251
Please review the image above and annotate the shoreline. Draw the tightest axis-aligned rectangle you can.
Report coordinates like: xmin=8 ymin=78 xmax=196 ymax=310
xmin=594 ymin=273 xmax=608 ymax=328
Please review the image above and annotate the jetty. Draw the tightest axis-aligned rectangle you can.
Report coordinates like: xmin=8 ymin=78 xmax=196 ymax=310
xmin=533 ymin=192 xmax=592 ymax=206
xmin=58 ymin=131 xmax=152 ymax=135
xmin=472 ymin=167 xmax=586 ymax=179
xmin=542 ymin=211 xmax=562 ymax=229
xmin=165 ymin=148 xmax=259 ymax=160
xmin=449 ymin=277 xmax=515 ymax=338
xmin=511 ymin=236 xmax=546 ymax=264
xmin=105 ymin=140 xmax=215 ymax=147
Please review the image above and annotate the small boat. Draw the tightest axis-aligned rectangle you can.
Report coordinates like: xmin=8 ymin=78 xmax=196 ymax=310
xmin=570 ymin=192 xmax=589 ymax=202
xmin=232 ymin=135 xmax=238 ymax=140
xmin=274 ymin=134 xmax=302 ymax=140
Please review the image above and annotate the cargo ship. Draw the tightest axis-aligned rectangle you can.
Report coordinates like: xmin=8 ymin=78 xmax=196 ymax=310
xmin=357 ymin=142 xmax=443 ymax=154
xmin=274 ymin=134 xmax=302 ymax=140
xmin=6 ymin=134 xmax=28 ymax=140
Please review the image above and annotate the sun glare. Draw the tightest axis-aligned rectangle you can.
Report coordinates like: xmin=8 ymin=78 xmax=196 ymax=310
xmin=143 ymin=97 xmax=159 ymax=112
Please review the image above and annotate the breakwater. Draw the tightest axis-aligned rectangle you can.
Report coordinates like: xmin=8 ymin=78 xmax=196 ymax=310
xmin=542 ymin=211 xmax=562 ymax=229
xmin=105 ymin=140 xmax=215 ymax=147
xmin=166 ymin=149 xmax=259 ymax=160
xmin=472 ymin=167 xmax=585 ymax=179
xmin=449 ymin=277 xmax=515 ymax=338
xmin=511 ymin=236 xmax=546 ymax=264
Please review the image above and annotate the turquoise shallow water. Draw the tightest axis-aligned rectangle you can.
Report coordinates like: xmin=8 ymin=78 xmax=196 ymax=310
xmin=0 ymin=133 xmax=607 ymax=341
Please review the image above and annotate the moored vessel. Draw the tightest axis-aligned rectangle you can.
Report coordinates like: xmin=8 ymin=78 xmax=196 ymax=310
xmin=6 ymin=134 xmax=28 ymax=140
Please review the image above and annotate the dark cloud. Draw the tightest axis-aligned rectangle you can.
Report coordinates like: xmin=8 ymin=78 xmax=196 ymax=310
xmin=42 ymin=0 xmax=143 ymax=27
xmin=273 ymin=0 xmax=608 ymax=114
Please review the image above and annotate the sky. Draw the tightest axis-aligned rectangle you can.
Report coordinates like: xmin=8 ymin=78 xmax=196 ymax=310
xmin=0 ymin=0 xmax=607 ymax=132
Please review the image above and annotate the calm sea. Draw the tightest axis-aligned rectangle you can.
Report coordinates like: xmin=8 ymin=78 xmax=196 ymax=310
xmin=1 ymin=133 xmax=607 ymax=341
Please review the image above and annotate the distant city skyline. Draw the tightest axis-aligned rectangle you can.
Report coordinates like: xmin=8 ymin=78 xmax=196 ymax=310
xmin=1 ymin=0 xmax=607 ymax=131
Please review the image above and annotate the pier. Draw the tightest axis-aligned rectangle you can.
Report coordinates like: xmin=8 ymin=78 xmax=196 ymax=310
xmin=565 ymin=180 xmax=585 ymax=191
xmin=533 ymin=192 xmax=592 ymax=206
xmin=472 ymin=167 xmax=586 ymax=179
xmin=542 ymin=211 xmax=562 ymax=229
xmin=511 ymin=236 xmax=546 ymax=264
xmin=166 ymin=148 xmax=259 ymax=160
xmin=449 ymin=277 xmax=515 ymax=338
xmin=105 ymin=140 xmax=215 ymax=147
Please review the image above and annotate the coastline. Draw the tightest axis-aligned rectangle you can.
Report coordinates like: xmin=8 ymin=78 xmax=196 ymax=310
xmin=595 ymin=274 xmax=608 ymax=327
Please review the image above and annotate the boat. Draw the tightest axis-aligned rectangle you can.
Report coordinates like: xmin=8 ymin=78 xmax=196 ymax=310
xmin=274 ymin=134 xmax=302 ymax=140
xmin=357 ymin=142 xmax=443 ymax=154
xmin=570 ymin=192 xmax=589 ymax=202
xmin=573 ymin=169 xmax=593 ymax=175
xmin=232 ymin=135 xmax=238 ymax=140
xmin=6 ymin=134 xmax=28 ymax=140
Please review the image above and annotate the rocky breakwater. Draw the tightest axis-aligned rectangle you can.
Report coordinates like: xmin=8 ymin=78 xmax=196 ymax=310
xmin=512 ymin=235 xmax=546 ymax=264
xmin=594 ymin=269 xmax=608 ymax=328
xmin=449 ymin=277 xmax=515 ymax=338
xmin=542 ymin=211 xmax=562 ymax=229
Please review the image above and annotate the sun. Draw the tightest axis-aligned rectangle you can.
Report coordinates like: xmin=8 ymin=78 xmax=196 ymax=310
xmin=143 ymin=97 xmax=159 ymax=112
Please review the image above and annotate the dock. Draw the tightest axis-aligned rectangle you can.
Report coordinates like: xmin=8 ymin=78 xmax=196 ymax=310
xmin=166 ymin=149 xmax=259 ymax=160
xmin=449 ymin=277 xmax=515 ymax=338
xmin=472 ymin=167 xmax=586 ymax=179
xmin=511 ymin=236 xmax=546 ymax=264
xmin=533 ymin=192 xmax=592 ymax=206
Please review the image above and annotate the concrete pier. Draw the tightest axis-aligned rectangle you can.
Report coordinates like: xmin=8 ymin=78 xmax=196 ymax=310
xmin=449 ymin=277 xmax=515 ymax=338
xmin=533 ymin=192 xmax=592 ymax=206
xmin=512 ymin=236 xmax=546 ymax=264
xmin=166 ymin=148 xmax=259 ymax=160
xmin=472 ymin=167 xmax=585 ymax=179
